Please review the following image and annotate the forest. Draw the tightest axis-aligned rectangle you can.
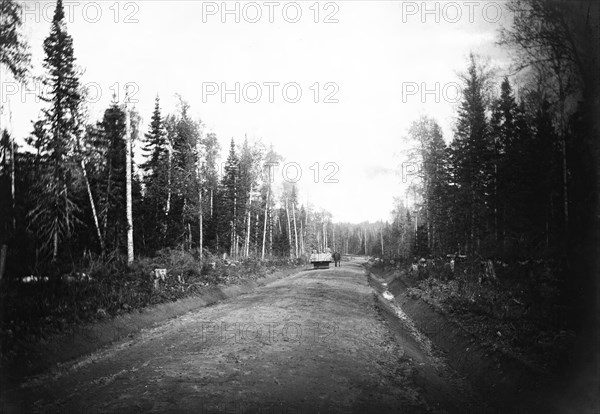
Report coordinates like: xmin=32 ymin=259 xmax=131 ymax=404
xmin=0 ymin=0 xmax=348 ymax=277
xmin=0 ymin=0 xmax=598 ymax=366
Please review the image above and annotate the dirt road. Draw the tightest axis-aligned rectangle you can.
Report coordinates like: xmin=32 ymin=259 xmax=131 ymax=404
xmin=12 ymin=259 xmax=484 ymax=413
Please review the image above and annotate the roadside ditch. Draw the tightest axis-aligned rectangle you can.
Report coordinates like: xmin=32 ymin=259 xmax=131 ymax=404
xmin=367 ymin=267 xmax=563 ymax=413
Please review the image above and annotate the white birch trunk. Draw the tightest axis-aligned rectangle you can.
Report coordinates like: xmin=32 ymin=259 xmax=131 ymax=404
xmin=299 ymin=215 xmax=304 ymax=256
xmin=165 ymin=139 xmax=172 ymax=239
xmin=245 ymin=198 xmax=251 ymax=257
xmin=196 ymin=139 xmax=203 ymax=259
xmin=255 ymin=210 xmax=259 ymax=256
xmin=261 ymin=186 xmax=269 ymax=260
xmin=285 ymin=197 xmax=292 ymax=258
xmin=81 ymin=160 xmax=104 ymax=253
xmin=292 ymin=202 xmax=298 ymax=257
xmin=125 ymin=106 xmax=134 ymax=264
xmin=268 ymin=191 xmax=273 ymax=256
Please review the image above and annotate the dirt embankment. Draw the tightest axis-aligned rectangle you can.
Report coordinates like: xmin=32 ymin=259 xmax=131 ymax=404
xmin=368 ymin=266 xmax=598 ymax=413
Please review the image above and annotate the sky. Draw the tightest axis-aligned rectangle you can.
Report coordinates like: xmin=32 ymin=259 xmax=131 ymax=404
xmin=1 ymin=0 xmax=515 ymax=223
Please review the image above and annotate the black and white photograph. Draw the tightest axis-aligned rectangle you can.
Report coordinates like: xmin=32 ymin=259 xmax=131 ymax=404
xmin=1 ymin=0 xmax=598 ymax=412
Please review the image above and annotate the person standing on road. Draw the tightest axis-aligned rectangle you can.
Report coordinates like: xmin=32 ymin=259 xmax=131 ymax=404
xmin=333 ymin=252 xmax=341 ymax=267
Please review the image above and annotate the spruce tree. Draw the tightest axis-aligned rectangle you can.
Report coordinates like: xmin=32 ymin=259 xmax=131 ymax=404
xmin=29 ymin=0 xmax=83 ymax=262
xmin=449 ymin=54 xmax=492 ymax=254
xmin=141 ymin=96 xmax=169 ymax=250
xmin=95 ymin=102 xmax=127 ymax=252
xmin=220 ymin=139 xmax=240 ymax=256
xmin=170 ymin=99 xmax=202 ymax=249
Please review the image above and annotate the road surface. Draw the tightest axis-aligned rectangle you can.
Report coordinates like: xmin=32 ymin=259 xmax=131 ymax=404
xmin=13 ymin=259 xmax=482 ymax=413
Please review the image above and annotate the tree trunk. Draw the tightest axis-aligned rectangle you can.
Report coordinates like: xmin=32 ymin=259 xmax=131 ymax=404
xmin=268 ymin=194 xmax=273 ymax=256
xmin=317 ymin=230 xmax=321 ymax=252
xmin=285 ymin=198 xmax=292 ymax=258
xmin=125 ymin=107 xmax=134 ymax=264
xmin=299 ymin=215 xmax=304 ymax=256
xmin=81 ymin=160 xmax=104 ymax=253
xmin=276 ymin=212 xmax=282 ymax=233
xmin=261 ymin=187 xmax=269 ymax=260
xmin=0 ymin=244 xmax=7 ymax=281
xmin=255 ymin=210 xmax=259 ymax=256
xmin=103 ymin=159 xmax=112 ymax=237
xmin=164 ymin=140 xmax=172 ymax=241
xmin=358 ymin=231 xmax=362 ymax=255
xmin=232 ymin=177 xmax=237 ymax=259
xmin=196 ymin=138 xmax=203 ymax=259
xmin=245 ymin=199 xmax=251 ymax=257
xmin=332 ymin=225 xmax=336 ymax=251
xmin=53 ymin=227 xmax=58 ymax=262
xmin=494 ymin=162 xmax=499 ymax=243
xmin=292 ymin=203 xmax=298 ymax=257
xmin=556 ymin=72 xmax=568 ymax=238
xmin=199 ymin=188 xmax=203 ymax=259
xmin=546 ymin=196 xmax=551 ymax=249
xmin=10 ymin=132 xmax=15 ymax=231
xmin=426 ymin=206 xmax=432 ymax=251
xmin=561 ymin=136 xmax=568 ymax=234
xmin=230 ymin=220 xmax=234 ymax=258
xmin=244 ymin=185 xmax=253 ymax=257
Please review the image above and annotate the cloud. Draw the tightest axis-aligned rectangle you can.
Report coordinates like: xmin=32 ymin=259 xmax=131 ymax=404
xmin=364 ymin=165 xmax=396 ymax=180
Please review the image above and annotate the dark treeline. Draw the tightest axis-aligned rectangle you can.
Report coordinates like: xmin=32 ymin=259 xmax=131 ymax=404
xmin=334 ymin=1 xmax=598 ymax=280
xmin=374 ymin=1 xmax=598 ymax=335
